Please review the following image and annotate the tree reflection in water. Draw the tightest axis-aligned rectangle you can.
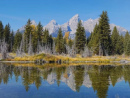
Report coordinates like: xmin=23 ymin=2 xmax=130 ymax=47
xmin=0 ymin=63 xmax=130 ymax=98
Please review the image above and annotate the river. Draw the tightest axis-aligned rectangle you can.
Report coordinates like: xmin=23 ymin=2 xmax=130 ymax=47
xmin=0 ymin=63 xmax=130 ymax=98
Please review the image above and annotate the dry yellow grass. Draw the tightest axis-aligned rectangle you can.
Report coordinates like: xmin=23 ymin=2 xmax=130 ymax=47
xmin=4 ymin=62 xmax=129 ymax=69
xmin=3 ymin=53 xmax=130 ymax=64
xmin=11 ymin=53 xmax=59 ymax=61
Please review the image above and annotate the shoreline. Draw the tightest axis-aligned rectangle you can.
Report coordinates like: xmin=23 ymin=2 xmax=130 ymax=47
xmin=0 ymin=61 xmax=34 ymax=63
xmin=0 ymin=59 xmax=130 ymax=64
xmin=1 ymin=53 xmax=130 ymax=65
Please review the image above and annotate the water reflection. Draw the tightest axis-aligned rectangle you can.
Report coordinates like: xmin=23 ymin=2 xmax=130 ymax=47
xmin=0 ymin=63 xmax=130 ymax=98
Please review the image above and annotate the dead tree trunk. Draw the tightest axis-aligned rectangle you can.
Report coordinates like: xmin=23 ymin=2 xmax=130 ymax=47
xmin=1 ymin=40 xmax=8 ymax=59
xmin=28 ymin=33 xmax=33 ymax=56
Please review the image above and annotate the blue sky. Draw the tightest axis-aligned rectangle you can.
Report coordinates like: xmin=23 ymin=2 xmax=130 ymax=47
xmin=0 ymin=0 xmax=130 ymax=31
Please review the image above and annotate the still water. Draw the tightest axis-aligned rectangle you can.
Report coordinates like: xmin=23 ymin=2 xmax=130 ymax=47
xmin=0 ymin=63 xmax=130 ymax=98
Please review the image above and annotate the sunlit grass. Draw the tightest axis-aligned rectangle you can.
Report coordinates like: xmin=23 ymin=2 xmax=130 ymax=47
xmin=2 ymin=53 xmax=130 ymax=64
xmin=3 ymin=62 xmax=130 ymax=69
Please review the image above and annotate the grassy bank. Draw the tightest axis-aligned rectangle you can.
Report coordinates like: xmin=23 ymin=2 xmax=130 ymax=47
xmin=3 ymin=62 xmax=130 ymax=68
xmin=2 ymin=53 xmax=130 ymax=64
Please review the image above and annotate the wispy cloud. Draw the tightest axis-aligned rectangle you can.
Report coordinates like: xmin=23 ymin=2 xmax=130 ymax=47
xmin=0 ymin=14 xmax=26 ymax=21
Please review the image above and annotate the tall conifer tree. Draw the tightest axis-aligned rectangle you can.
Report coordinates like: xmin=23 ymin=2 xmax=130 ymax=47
xmin=75 ymin=20 xmax=86 ymax=53
xmin=3 ymin=23 xmax=10 ymax=43
xmin=124 ymin=31 xmax=129 ymax=54
xmin=88 ymin=24 xmax=100 ymax=54
xmin=9 ymin=30 xmax=14 ymax=52
xmin=111 ymin=26 xmax=120 ymax=54
xmin=68 ymin=38 xmax=73 ymax=48
xmin=43 ymin=29 xmax=49 ymax=45
xmin=48 ymin=35 xmax=53 ymax=49
xmin=0 ymin=21 xmax=4 ymax=40
xmin=24 ymin=19 xmax=33 ymax=52
xmin=126 ymin=39 xmax=130 ymax=56
xmin=98 ymin=11 xmax=111 ymax=55
xmin=13 ymin=30 xmax=22 ymax=51
xmin=56 ymin=28 xmax=64 ymax=54
xmin=37 ymin=22 xmax=43 ymax=42
xmin=116 ymin=35 xmax=124 ymax=55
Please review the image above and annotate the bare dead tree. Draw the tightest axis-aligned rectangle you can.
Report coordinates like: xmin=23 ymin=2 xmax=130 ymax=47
xmin=28 ymin=33 xmax=33 ymax=56
xmin=42 ymin=44 xmax=52 ymax=54
xmin=36 ymin=40 xmax=52 ymax=55
xmin=16 ymin=47 xmax=21 ymax=57
xmin=67 ymin=39 xmax=77 ymax=57
xmin=16 ymin=34 xmax=26 ymax=57
xmin=82 ymin=46 xmax=92 ymax=58
xmin=66 ymin=45 xmax=76 ymax=57
xmin=52 ymin=42 xmax=56 ymax=55
xmin=105 ymin=50 xmax=108 ymax=56
xmin=0 ymin=40 xmax=8 ymax=59
xmin=36 ymin=40 xmax=41 ymax=54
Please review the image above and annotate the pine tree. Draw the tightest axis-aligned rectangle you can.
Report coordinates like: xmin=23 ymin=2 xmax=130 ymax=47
xmin=68 ymin=38 xmax=73 ymax=48
xmin=43 ymin=29 xmax=49 ymax=45
xmin=9 ymin=30 xmax=14 ymax=52
xmin=3 ymin=23 xmax=10 ymax=43
xmin=37 ymin=22 xmax=43 ymax=42
xmin=88 ymin=24 xmax=100 ymax=54
xmin=48 ymin=35 xmax=53 ymax=49
xmin=98 ymin=11 xmax=111 ymax=55
xmin=63 ymin=38 xmax=67 ymax=53
xmin=30 ymin=25 xmax=37 ymax=53
xmin=0 ymin=21 xmax=4 ymax=40
xmin=24 ymin=19 xmax=33 ymax=52
xmin=32 ymin=29 xmax=38 ymax=52
xmin=124 ymin=31 xmax=129 ymax=54
xmin=56 ymin=28 xmax=64 ymax=54
xmin=126 ymin=38 xmax=130 ymax=56
xmin=116 ymin=35 xmax=124 ymax=55
xmin=111 ymin=26 xmax=120 ymax=55
xmin=13 ymin=30 xmax=22 ymax=52
xmin=75 ymin=20 xmax=86 ymax=53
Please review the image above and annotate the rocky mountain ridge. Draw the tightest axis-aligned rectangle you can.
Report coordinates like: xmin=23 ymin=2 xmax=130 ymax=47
xmin=18 ymin=14 xmax=128 ymax=38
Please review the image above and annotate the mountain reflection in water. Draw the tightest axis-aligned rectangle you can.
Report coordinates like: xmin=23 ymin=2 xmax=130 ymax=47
xmin=0 ymin=63 xmax=130 ymax=98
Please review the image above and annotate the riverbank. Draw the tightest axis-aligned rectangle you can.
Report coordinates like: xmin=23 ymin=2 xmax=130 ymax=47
xmin=1 ymin=53 xmax=130 ymax=64
xmin=2 ymin=62 xmax=130 ymax=68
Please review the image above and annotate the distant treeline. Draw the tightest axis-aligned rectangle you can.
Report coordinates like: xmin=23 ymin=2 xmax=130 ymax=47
xmin=0 ymin=11 xmax=130 ymax=57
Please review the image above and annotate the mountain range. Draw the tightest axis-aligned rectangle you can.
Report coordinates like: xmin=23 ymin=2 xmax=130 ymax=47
xmin=18 ymin=14 xmax=128 ymax=38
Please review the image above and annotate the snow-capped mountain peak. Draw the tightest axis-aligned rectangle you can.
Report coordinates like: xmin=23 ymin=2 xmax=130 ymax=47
xmin=87 ymin=18 xmax=94 ymax=22
xmin=68 ymin=14 xmax=80 ymax=35
xmin=43 ymin=20 xmax=60 ymax=36
xmin=110 ymin=24 xmax=127 ymax=35
xmin=48 ymin=20 xmax=58 ymax=25
xmin=17 ymin=14 xmax=128 ymax=38
xmin=31 ymin=20 xmax=37 ymax=26
xmin=69 ymin=14 xmax=79 ymax=24
xmin=83 ymin=18 xmax=99 ymax=33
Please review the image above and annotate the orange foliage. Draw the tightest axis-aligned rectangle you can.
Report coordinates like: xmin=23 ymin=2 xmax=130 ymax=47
xmin=64 ymin=32 xmax=70 ymax=42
